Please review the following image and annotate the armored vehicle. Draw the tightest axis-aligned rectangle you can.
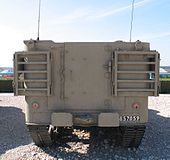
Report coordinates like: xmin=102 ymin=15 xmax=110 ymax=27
xmin=14 ymin=39 xmax=160 ymax=147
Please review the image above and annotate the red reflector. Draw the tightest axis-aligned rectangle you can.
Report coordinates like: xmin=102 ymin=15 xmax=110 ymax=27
xmin=32 ymin=102 xmax=39 ymax=109
xmin=132 ymin=102 xmax=140 ymax=109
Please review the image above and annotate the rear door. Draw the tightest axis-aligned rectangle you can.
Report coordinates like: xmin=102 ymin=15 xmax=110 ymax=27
xmin=64 ymin=42 xmax=111 ymax=110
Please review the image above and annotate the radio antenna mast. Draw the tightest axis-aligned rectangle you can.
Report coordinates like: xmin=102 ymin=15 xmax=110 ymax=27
xmin=37 ymin=0 xmax=41 ymax=40
xmin=129 ymin=0 xmax=135 ymax=42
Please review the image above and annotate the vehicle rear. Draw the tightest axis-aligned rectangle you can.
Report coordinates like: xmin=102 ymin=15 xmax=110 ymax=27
xmin=14 ymin=39 xmax=160 ymax=147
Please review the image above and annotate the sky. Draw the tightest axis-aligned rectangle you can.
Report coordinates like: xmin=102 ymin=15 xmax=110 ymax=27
xmin=0 ymin=0 xmax=170 ymax=67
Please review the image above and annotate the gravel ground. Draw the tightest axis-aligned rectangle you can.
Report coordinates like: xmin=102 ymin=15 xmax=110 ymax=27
xmin=0 ymin=94 xmax=170 ymax=160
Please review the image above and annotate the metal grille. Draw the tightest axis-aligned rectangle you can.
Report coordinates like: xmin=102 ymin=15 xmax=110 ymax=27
xmin=112 ymin=51 xmax=159 ymax=96
xmin=14 ymin=51 xmax=51 ymax=96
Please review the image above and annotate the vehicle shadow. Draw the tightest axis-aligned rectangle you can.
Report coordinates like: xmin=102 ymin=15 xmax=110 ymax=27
xmin=0 ymin=105 xmax=169 ymax=159
xmin=0 ymin=106 xmax=32 ymax=155
xmin=41 ymin=109 xmax=170 ymax=159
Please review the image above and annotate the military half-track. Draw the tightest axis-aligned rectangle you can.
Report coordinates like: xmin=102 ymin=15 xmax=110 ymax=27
xmin=14 ymin=40 xmax=160 ymax=147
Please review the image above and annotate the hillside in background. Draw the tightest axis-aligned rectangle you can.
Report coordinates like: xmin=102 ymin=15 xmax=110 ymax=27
xmin=0 ymin=66 xmax=170 ymax=73
xmin=161 ymin=66 xmax=170 ymax=73
xmin=0 ymin=67 xmax=13 ymax=80
xmin=0 ymin=67 xmax=13 ymax=72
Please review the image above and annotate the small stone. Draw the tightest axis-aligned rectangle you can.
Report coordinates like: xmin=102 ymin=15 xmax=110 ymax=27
xmin=31 ymin=152 xmax=37 ymax=156
xmin=167 ymin=145 xmax=170 ymax=149
xmin=114 ymin=155 xmax=119 ymax=159
xmin=148 ymin=155 xmax=155 ymax=160
xmin=104 ymin=145 xmax=108 ymax=150
xmin=21 ymin=153 xmax=27 ymax=157
xmin=104 ymin=139 xmax=109 ymax=144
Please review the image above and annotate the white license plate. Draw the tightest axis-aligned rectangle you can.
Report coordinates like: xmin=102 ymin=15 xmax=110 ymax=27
xmin=120 ymin=115 xmax=140 ymax=122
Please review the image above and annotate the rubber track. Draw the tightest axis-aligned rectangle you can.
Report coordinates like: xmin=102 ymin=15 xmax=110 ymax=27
xmin=117 ymin=125 xmax=146 ymax=148
xmin=27 ymin=125 xmax=52 ymax=147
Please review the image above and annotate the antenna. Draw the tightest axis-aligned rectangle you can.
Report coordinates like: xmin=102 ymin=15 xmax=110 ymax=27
xmin=129 ymin=0 xmax=135 ymax=42
xmin=37 ymin=0 xmax=41 ymax=40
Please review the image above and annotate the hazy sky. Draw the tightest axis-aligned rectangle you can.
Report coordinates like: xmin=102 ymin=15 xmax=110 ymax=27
xmin=0 ymin=0 xmax=170 ymax=67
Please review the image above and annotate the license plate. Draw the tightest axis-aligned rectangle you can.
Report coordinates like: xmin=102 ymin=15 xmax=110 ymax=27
xmin=120 ymin=115 xmax=140 ymax=122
